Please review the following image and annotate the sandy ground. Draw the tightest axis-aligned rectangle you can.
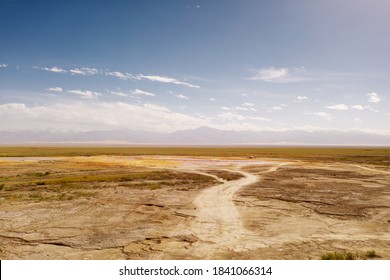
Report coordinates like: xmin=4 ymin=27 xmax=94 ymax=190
xmin=0 ymin=156 xmax=389 ymax=259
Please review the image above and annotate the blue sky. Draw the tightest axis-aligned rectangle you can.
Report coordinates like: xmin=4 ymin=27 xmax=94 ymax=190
xmin=0 ymin=0 xmax=389 ymax=133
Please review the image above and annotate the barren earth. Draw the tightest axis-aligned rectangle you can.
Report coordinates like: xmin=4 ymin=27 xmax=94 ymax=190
xmin=0 ymin=147 xmax=389 ymax=260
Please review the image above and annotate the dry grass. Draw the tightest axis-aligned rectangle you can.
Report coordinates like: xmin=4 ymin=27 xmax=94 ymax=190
xmin=0 ymin=147 xmax=389 ymax=166
xmin=321 ymin=250 xmax=381 ymax=260
xmin=0 ymin=159 xmax=217 ymax=203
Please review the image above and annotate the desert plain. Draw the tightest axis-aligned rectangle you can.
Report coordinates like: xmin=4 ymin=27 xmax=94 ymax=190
xmin=0 ymin=147 xmax=389 ymax=260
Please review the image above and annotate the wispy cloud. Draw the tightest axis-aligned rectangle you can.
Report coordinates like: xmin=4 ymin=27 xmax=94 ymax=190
xmin=352 ymin=105 xmax=364 ymax=110
xmin=249 ymin=67 xmax=308 ymax=83
xmin=47 ymin=87 xmax=63 ymax=92
xmin=220 ymin=107 xmax=232 ymax=110
xmin=105 ymin=71 xmax=199 ymax=88
xmin=235 ymin=106 xmax=250 ymax=111
xmin=326 ymin=104 xmax=348 ymax=110
xmin=131 ymin=89 xmax=156 ymax=97
xmin=297 ymin=96 xmax=308 ymax=101
xmin=36 ymin=66 xmax=67 ymax=73
xmin=248 ymin=116 xmax=270 ymax=121
xmin=218 ymin=112 xmax=246 ymax=121
xmin=67 ymin=89 xmax=101 ymax=99
xmin=312 ymin=112 xmax=331 ymax=120
xmin=33 ymin=65 xmax=199 ymax=89
xmin=70 ymin=67 xmax=99 ymax=76
xmin=110 ymin=91 xmax=128 ymax=97
xmin=106 ymin=71 xmax=135 ymax=80
xmin=137 ymin=74 xmax=200 ymax=88
xmin=251 ymin=67 xmax=288 ymax=81
xmin=270 ymin=106 xmax=283 ymax=111
xmin=242 ymin=102 xmax=255 ymax=107
xmin=367 ymin=92 xmax=380 ymax=103
xmin=0 ymin=64 xmax=8 ymax=68
xmin=175 ymin=94 xmax=189 ymax=100
xmin=209 ymin=98 xmax=216 ymax=101
xmin=0 ymin=102 xmax=210 ymax=132
xmin=235 ymin=106 xmax=256 ymax=112
xmin=218 ymin=112 xmax=269 ymax=122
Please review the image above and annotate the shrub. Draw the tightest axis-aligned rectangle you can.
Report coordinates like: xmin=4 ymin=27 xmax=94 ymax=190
xmin=365 ymin=250 xmax=380 ymax=259
xmin=321 ymin=252 xmax=355 ymax=260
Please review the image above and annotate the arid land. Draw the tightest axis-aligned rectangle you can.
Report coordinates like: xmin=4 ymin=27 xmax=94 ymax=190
xmin=0 ymin=147 xmax=389 ymax=259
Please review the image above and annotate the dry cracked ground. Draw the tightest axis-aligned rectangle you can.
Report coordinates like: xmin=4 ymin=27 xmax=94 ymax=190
xmin=0 ymin=155 xmax=389 ymax=259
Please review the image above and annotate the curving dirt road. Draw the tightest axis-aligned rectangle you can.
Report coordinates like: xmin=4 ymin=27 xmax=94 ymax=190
xmin=189 ymin=169 xmax=258 ymax=258
xmin=171 ymin=163 xmax=288 ymax=259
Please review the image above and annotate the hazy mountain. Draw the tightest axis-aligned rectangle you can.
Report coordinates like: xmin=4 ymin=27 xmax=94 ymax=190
xmin=0 ymin=127 xmax=389 ymax=146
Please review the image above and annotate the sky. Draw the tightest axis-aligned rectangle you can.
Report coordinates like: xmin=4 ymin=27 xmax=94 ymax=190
xmin=0 ymin=0 xmax=389 ymax=134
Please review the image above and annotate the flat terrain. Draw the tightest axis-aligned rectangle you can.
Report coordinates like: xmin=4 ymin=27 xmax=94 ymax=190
xmin=0 ymin=147 xmax=389 ymax=259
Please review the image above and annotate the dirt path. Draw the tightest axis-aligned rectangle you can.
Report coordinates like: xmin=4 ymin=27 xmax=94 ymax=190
xmin=188 ymin=169 xmax=258 ymax=258
xmin=352 ymin=164 xmax=390 ymax=175
xmin=166 ymin=163 xmax=287 ymax=259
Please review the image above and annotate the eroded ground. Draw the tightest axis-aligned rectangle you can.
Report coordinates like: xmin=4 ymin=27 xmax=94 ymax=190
xmin=0 ymin=155 xmax=389 ymax=259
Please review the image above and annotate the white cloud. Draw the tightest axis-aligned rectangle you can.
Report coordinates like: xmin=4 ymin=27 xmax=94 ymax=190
xmin=297 ymin=96 xmax=308 ymax=101
xmin=143 ymin=103 xmax=172 ymax=113
xmin=365 ymin=105 xmax=379 ymax=113
xmin=67 ymin=90 xmax=102 ymax=99
xmin=352 ymin=105 xmax=364 ymax=110
xmin=242 ymin=102 xmax=255 ymax=107
xmin=220 ymin=107 xmax=232 ymax=110
xmin=37 ymin=66 xmax=67 ymax=73
xmin=131 ymin=89 xmax=156 ymax=97
xmin=248 ymin=116 xmax=270 ymax=121
xmin=209 ymin=98 xmax=216 ymax=101
xmin=137 ymin=74 xmax=200 ymax=88
xmin=312 ymin=112 xmax=332 ymax=120
xmin=0 ymin=102 xmax=210 ymax=132
xmin=110 ymin=91 xmax=128 ymax=97
xmin=351 ymin=105 xmax=378 ymax=112
xmin=367 ymin=92 xmax=380 ymax=103
xmin=70 ymin=67 xmax=99 ymax=76
xmin=218 ymin=112 xmax=246 ymax=121
xmin=0 ymin=64 xmax=8 ymax=68
xmin=250 ymin=67 xmax=288 ymax=82
xmin=105 ymin=71 xmax=199 ymax=88
xmin=235 ymin=106 xmax=250 ymax=111
xmin=249 ymin=67 xmax=308 ymax=83
xmin=106 ymin=71 xmax=135 ymax=80
xmin=271 ymin=106 xmax=283 ymax=110
xmin=218 ymin=112 xmax=269 ymax=122
xmin=47 ymin=87 xmax=63 ymax=92
xmin=326 ymin=104 xmax=348 ymax=110
xmin=175 ymin=94 xmax=189 ymax=100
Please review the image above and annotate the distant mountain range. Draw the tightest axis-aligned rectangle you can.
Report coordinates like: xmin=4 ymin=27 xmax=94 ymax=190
xmin=0 ymin=126 xmax=389 ymax=146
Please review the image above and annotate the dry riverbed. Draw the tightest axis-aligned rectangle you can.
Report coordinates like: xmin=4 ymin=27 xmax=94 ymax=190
xmin=0 ymin=155 xmax=389 ymax=259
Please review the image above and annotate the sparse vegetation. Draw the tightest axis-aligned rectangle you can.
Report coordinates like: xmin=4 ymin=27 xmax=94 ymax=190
xmin=365 ymin=250 xmax=380 ymax=259
xmin=0 ymin=147 xmax=389 ymax=167
xmin=0 ymin=159 xmax=217 ymax=203
xmin=321 ymin=251 xmax=355 ymax=260
xmin=0 ymin=149 xmax=389 ymax=260
xmin=321 ymin=250 xmax=381 ymax=260
xmin=204 ymin=169 xmax=245 ymax=181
